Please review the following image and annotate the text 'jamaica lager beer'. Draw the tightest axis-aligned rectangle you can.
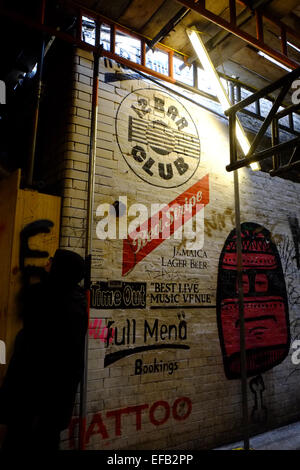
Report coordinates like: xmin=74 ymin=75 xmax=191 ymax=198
xmin=217 ymin=222 xmax=290 ymax=380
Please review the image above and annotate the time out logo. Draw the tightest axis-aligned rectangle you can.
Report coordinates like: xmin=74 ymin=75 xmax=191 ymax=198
xmin=115 ymin=88 xmax=201 ymax=189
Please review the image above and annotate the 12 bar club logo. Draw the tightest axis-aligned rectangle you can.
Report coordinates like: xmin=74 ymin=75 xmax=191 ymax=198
xmin=116 ymin=88 xmax=201 ymax=189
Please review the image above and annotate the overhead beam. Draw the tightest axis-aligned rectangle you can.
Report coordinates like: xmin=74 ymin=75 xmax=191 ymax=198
xmin=206 ymin=0 xmax=272 ymax=52
xmin=175 ymin=0 xmax=300 ymax=69
xmin=202 ymin=1 xmax=300 ymax=72
xmin=226 ymin=136 xmax=300 ymax=170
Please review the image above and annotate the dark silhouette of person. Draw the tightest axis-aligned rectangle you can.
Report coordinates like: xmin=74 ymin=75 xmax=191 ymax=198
xmin=0 ymin=249 xmax=88 ymax=450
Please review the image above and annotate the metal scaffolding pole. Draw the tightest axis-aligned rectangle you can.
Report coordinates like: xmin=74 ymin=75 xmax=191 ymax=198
xmin=229 ymin=82 xmax=249 ymax=450
xmin=234 ymin=169 xmax=250 ymax=450
xmin=26 ymin=36 xmax=45 ymax=187
xmin=79 ymin=21 xmax=102 ymax=450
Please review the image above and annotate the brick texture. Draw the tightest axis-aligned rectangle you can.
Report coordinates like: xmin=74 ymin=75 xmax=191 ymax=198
xmin=55 ymin=48 xmax=300 ymax=451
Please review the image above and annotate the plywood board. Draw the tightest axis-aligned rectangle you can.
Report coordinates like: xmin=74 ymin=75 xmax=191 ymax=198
xmin=5 ymin=190 xmax=61 ymax=363
xmin=0 ymin=174 xmax=61 ymax=383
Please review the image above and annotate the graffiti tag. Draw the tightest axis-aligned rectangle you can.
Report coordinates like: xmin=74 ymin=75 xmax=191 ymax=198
xmin=68 ymin=396 xmax=192 ymax=448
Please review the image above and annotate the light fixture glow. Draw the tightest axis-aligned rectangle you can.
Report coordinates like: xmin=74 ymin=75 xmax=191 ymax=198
xmin=287 ymin=41 xmax=300 ymax=54
xmin=257 ymin=51 xmax=292 ymax=72
xmin=187 ymin=29 xmax=260 ymax=171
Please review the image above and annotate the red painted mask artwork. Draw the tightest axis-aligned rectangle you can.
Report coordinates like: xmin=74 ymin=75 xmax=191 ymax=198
xmin=217 ymin=222 xmax=290 ymax=379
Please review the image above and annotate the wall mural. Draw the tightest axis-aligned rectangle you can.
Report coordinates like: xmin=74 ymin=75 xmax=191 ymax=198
xmin=249 ymin=374 xmax=268 ymax=423
xmin=217 ymin=222 xmax=290 ymax=380
xmin=89 ymin=69 xmax=214 ymax=446
xmin=162 ymin=246 xmax=209 ymax=270
xmin=122 ymin=175 xmax=209 ymax=276
xmin=104 ymin=313 xmax=189 ymax=367
xmin=68 ymin=396 xmax=192 ymax=448
xmin=90 ymin=281 xmax=146 ymax=309
xmin=149 ymin=281 xmax=213 ymax=309
xmin=116 ymin=88 xmax=201 ymax=189
xmin=64 ymin=56 xmax=300 ymax=450
xmin=88 ymin=318 xmax=114 ymax=344
xmin=204 ymin=207 xmax=235 ymax=238
xmin=145 ymin=250 xmax=210 ymax=282
xmin=20 ymin=219 xmax=55 ymax=286
xmin=88 ymin=310 xmax=189 ymax=373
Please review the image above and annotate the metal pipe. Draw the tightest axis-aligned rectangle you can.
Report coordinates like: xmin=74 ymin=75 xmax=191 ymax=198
xmin=281 ymin=26 xmax=287 ymax=56
xmin=276 ymin=103 xmax=300 ymax=120
xmin=226 ymin=135 xmax=300 ymax=171
xmin=26 ymin=36 xmax=45 ymax=187
xmin=229 ymin=114 xmax=237 ymax=166
xmin=289 ymin=113 xmax=294 ymax=131
xmin=270 ymin=159 xmax=300 ymax=176
xmin=229 ymin=0 xmax=237 ymax=26
xmin=234 ymin=169 xmax=250 ymax=450
xmin=256 ymin=10 xmax=264 ymax=42
xmin=26 ymin=0 xmax=47 ymax=187
xmin=79 ymin=21 xmax=102 ymax=450
xmin=255 ymin=99 xmax=261 ymax=116
xmin=229 ymin=83 xmax=249 ymax=451
xmin=271 ymin=118 xmax=279 ymax=171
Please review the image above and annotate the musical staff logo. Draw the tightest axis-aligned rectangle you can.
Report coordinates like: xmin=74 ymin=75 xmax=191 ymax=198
xmin=116 ymin=88 xmax=201 ymax=189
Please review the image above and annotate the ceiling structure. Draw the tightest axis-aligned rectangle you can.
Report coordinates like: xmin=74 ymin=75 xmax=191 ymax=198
xmin=1 ymin=0 xmax=300 ymax=92
xmin=79 ymin=0 xmax=300 ymax=92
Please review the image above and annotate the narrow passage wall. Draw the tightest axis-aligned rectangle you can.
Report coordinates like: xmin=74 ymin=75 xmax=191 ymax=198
xmin=58 ymin=48 xmax=300 ymax=450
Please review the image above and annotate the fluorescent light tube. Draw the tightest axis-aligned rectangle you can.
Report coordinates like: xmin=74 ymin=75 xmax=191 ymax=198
xmin=257 ymin=50 xmax=292 ymax=72
xmin=187 ymin=29 xmax=260 ymax=171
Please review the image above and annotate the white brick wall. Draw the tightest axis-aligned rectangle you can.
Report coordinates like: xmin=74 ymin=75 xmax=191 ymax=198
xmin=58 ymin=48 xmax=300 ymax=451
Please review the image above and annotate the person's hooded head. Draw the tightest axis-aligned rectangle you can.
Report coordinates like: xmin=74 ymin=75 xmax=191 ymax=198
xmin=49 ymin=249 xmax=85 ymax=287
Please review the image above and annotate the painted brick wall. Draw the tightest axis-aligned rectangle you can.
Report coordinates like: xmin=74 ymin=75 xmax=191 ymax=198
xmin=57 ymin=48 xmax=300 ymax=450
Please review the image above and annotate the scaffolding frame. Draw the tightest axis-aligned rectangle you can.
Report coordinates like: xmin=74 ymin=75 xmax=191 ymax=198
xmin=225 ymin=66 xmax=300 ymax=176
